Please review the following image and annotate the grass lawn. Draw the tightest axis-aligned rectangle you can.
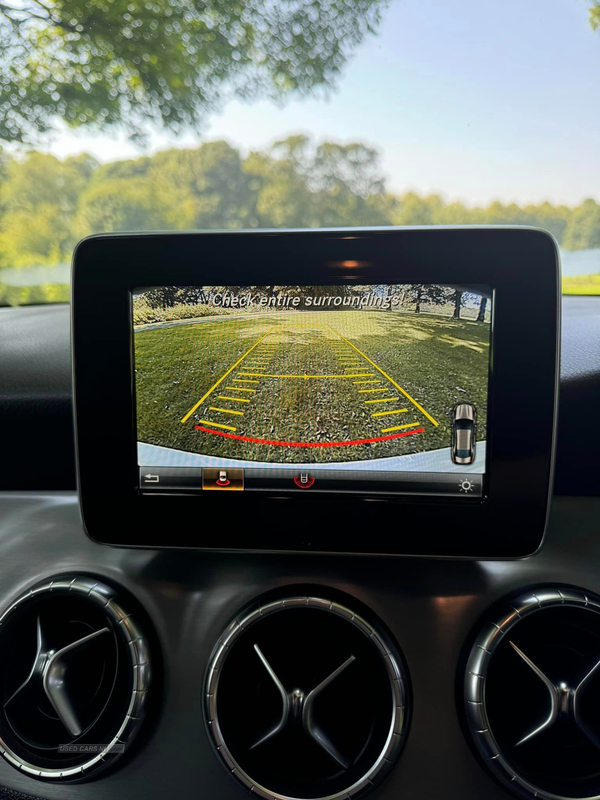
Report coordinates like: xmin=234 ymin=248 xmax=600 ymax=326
xmin=562 ymin=274 xmax=600 ymax=295
xmin=135 ymin=310 xmax=490 ymax=464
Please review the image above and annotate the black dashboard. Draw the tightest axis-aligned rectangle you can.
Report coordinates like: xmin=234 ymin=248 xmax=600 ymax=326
xmin=0 ymin=290 xmax=599 ymax=800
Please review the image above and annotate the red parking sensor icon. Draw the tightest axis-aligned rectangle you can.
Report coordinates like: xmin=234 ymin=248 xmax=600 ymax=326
xmin=294 ymin=473 xmax=315 ymax=489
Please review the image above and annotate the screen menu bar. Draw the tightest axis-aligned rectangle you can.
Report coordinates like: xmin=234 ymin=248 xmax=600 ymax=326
xmin=139 ymin=467 xmax=482 ymax=498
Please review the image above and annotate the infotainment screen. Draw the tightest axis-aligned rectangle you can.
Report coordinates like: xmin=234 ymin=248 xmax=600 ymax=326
xmin=133 ymin=284 xmax=491 ymax=499
xmin=73 ymin=228 xmax=559 ymax=555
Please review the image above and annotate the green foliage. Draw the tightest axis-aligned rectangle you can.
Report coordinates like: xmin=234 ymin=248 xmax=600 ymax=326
xmin=0 ymin=152 xmax=98 ymax=265
xmin=562 ymin=199 xmax=600 ymax=250
xmin=0 ymin=282 xmax=70 ymax=306
xmin=0 ymin=135 xmax=600 ymax=305
xmin=149 ymin=142 xmax=258 ymax=229
xmin=590 ymin=1 xmax=600 ymax=30
xmin=75 ymin=177 xmax=172 ymax=236
xmin=244 ymin=136 xmax=390 ymax=228
xmin=0 ymin=0 xmax=387 ymax=144
xmin=133 ymin=298 xmax=226 ymax=326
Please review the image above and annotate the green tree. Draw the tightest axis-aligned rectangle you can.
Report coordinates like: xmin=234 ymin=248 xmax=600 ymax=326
xmin=391 ymin=192 xmax=444 ymax=226
xmin=0 ymin=0 xmax=388 ymax=144
xmin=562 ymin=199 xmax=600 ymax=250
xmin=244 ymin=137 xmax=315 ymax=228
xmin=244 ymin=135 xmax=390 ymax=228
xmin=0 ymin=152 xmax=96 ymax=265
xmin=74 ymin=177 xmax=172 ymax=236
xmin=310 ymin=141 xmax=390 ymax=227
xmin=75 ymin=141 xmax=255 ymax=233
xmin=2 ymin=137 xmax=600 ymax=274
xmin=405 ymin=285 xmax=454 ymax=315
xmin=435 ymin=200 xmax=482 ymax=226
xmin=149 ymin=142 xmax=257 ymax=229
xmin=522 ymin=202 xmax=570 ymax=243
xmin=590 ymin=2 xmax=600 ymax=30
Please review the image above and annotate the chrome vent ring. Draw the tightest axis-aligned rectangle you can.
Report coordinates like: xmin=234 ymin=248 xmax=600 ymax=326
xmin=205 ymin=595 xmax=409 ymax=800
xmin=0 ymin=575 xmax=152 ymax=781
xmin=465 ymin=586 xmax=600 ymax=800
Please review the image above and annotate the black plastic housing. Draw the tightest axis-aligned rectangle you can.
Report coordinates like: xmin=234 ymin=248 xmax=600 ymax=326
xmin=72 ymin=227 xmax=559 ymax=556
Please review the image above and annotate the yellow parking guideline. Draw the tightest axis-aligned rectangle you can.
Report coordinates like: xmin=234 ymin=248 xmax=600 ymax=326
xmin=381 ymin=422 xmax=420 ymax=433
xmin=209 ymin=407 xmax=244 ymax=416
xmin=237 ymin=372 xmax=375 ymax=379
xmin=332 ymin=329 xmax=439 ymax=427
xmin=198 ymin=419 xmax=237 ymax=431
xmin=217 ymin=395 xmax=250 ymax=403
xmin=180 ymin=326 xmax=276 ymax=423
xmin=372 ymin=408 xmax=408 ymax=417
xmin=353 ymin=380 xmax=380 ymax=385
xmin=358 ymin=388 xmax=388 ymax=393
xmin=227 ymin=387 xmax=255 ymax=392
xmin=365 ymin=397 xmax=398 ymax=404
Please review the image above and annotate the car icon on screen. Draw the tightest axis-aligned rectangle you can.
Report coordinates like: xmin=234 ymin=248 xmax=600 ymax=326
xmin=452 ymin=403 xmax=477 ymax=465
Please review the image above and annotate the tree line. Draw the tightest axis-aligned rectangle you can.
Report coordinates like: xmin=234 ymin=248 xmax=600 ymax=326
xmin=1 ymin=135 xmax=599 ymax=271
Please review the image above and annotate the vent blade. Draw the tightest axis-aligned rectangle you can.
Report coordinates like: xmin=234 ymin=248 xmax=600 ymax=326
xmin=302 ymin=654 xmax=357 ymax=768
xmin=508 ymin=641 xmax=558 ymax=747
xmin=43 ymin=627 xmax=111 ymax=737
xmin=249 ymin=644 xmax=289 ymax=750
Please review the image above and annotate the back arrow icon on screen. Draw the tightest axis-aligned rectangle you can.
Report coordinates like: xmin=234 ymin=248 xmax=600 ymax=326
xmin=144 ymin=474 xmax=160 ymax=483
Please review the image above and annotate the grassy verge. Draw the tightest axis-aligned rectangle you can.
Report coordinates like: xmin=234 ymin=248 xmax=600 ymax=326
xmin=0 ymin=282 xmax=70 ymax=306
xmin=562 ymin=274 xmax=600 ymax=295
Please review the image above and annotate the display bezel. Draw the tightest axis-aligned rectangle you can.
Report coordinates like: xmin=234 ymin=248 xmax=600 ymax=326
xmin=72 ymin=227 xmax=559 ymax=557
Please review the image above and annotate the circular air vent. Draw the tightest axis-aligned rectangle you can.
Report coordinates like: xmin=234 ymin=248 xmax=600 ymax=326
xmin=205 ymin=595 xmax=409 ymax=800
xmin=464 ymin=586 xmax=600 ymax=800
xmin=0 ymin=575 xmax=152 ymax=781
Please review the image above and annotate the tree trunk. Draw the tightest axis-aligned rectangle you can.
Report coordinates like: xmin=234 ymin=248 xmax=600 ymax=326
xmin=477 ymin=296 xmax=487 ymax=322
xmin=452 ymin=290 xmax=462 ymax=319
xmin=415 ymin=286 xmax=421 ymax=314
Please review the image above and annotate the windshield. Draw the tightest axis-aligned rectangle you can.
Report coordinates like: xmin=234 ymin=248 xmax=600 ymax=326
xmin=0 ymin=0 xmax=599 ymax=305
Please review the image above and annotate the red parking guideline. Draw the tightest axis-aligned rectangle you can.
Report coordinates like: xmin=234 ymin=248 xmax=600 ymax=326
xmin=194 ymin=426 xmax=425 ymax=447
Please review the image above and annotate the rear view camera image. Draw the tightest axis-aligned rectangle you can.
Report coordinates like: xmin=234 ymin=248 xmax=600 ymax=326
xmin=133 ymin=284 xmax=491 ymax=485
